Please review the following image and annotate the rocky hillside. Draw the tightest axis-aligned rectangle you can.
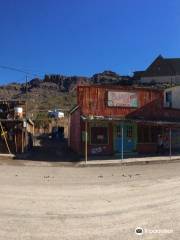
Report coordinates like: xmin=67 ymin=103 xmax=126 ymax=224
xmin=0 ymin=71 xmax=132 ymax=119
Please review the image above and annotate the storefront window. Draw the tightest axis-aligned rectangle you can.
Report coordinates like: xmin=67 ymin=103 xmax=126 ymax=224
xmin=138 ymin=125 xmax=162 ymax=143
xmin=116 ymin=126 xmax=121 ymax=137
xmin=91 ymin=127 xmax=108 ymax=144
xmin=126 ymin=125 xmax=133 ymax=138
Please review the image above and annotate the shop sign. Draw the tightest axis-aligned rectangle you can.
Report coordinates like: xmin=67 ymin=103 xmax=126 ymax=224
xmin=108 ymin=91 xmax=138 ymax=107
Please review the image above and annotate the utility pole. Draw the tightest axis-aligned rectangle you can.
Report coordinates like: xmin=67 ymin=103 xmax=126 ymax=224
xmin=25 ymin=75 xmax=28 ymax=117
xmin=25 ymin=75 xmax=28 ymax=151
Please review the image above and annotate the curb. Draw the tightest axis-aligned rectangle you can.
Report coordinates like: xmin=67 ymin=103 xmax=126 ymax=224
xmin=13 ymin=153 xmax=32 ymax=160
xmin=0 ymin=158 xmax=180 ymax=168
xmin=77 ymin=158 xmax=180 ymax=167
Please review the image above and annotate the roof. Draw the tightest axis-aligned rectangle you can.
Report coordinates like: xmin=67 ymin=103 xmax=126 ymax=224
xmin=134 ymin=55 xmax=180 ymax=78
xmin=81 ymin=115 xmax=180 ymax=126
xmin=69 ymin=105 xmax=79 ymax=114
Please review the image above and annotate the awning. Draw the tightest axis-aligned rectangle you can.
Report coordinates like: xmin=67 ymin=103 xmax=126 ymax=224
xmin=81 ymin=115 xmax=180 ymax=127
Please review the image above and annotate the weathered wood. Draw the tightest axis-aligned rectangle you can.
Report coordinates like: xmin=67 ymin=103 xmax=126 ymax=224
xmin=0 ymin=121 xmax=11 ymax=154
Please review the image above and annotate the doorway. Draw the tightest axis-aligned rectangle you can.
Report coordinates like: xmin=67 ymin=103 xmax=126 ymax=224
xmin=114 ymin=123 xmax=137 ymax=154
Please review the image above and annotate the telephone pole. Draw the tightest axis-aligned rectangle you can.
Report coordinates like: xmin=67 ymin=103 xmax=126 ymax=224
xmin=25 ymin=75 xmax=28 ymax=151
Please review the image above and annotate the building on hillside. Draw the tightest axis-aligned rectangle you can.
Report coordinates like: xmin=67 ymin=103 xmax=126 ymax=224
xmin=134 ymin=55 xmax=180 ymax=84
xmin=0 ymin=100 xmax=34 ymax=155
xmin=48 ymin=109 xmax=65 ymax=119
xmin=164 ymin=86 xmax=180 ymax=108
xmin=69 ymin=85 xmax=180 ymax=158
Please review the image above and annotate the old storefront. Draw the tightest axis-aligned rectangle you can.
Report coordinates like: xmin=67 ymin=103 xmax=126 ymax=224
xmin=69 ymin=85 xmax=180 ymax=158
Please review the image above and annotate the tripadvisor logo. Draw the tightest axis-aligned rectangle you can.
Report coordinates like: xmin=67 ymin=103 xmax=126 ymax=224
xmin=135 ymin=227 xmax=173 ymax=235
xmin=135 ymin=227 xmax=144 ymax=235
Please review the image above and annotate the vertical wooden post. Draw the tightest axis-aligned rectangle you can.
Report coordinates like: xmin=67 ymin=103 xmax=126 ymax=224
xmin=14 ymin=133 xmax=17 ymax=153
xmin=149 ymin=125 xmax=151 ymax=142
xmin=85 ymin=120 xmax=88 ymax=164
xmin=0 ymin=121 xmax=11 ymax=154
xmin=169 ymin=127 xmax=172 ymax=160
xmin=21 ymin=130 xmax=24 ymax=153
xmin=32 ymin=123 xmax=35 ymax=146
xmin=121 ymin=122 xmax=124 ymax=161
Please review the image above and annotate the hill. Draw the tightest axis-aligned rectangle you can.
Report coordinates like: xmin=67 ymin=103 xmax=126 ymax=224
xmin=0 ymin=71 xmax=132 ymax=119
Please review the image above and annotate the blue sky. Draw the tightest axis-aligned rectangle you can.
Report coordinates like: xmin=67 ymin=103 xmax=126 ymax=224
xmin=0 ymin=0 xmax=180 ymax=84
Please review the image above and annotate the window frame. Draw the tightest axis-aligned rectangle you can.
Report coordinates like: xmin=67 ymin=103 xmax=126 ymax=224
xmin=90 ymin=126 xmax=109 ymax=145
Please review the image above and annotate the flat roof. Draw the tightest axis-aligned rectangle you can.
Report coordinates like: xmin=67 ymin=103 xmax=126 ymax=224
xmin=81 ymin=115 xmax=180 ymax=126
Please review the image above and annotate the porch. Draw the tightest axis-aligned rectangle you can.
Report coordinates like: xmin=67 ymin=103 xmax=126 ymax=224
xmin=80 ymin=116 xmax=180 ymax=162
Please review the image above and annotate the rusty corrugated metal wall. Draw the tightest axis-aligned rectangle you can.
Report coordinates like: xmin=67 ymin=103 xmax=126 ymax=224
xmin=77 ymin=85 xmax=180 ymax=121
xmin=77 ymin=85 xmax=162 ymax=116
xmin=69 ymin=107 xmax=81 ymax=153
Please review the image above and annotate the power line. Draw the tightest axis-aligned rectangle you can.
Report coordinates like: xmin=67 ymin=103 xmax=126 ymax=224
xmin=0 ymin=64 xmax=44 ymax=78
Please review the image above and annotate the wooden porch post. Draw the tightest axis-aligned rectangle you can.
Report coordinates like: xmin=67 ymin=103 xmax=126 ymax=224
xmin=169 ymin=127 xmax=172 ymax=160
xmin=85 ymin=120 xmax=88 ymax=164
xmin=21 ymin=130 xmax=24 ymax=153
xmin=0 ymin=121 xmax=11 ymax=154
xmin=121 ymin=122 xmax=124 ymax=161
xmin=32 ymin=123 xmax=35 ymax=146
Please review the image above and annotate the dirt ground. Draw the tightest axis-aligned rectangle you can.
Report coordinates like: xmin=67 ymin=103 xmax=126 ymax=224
xmin=0 ymin=160 xmax=180 ymax=240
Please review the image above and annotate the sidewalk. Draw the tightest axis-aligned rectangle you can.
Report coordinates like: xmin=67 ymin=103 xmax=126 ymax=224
xmin=0 ymin=154 xmax=180 ymax=168
xmin=78 ymin=155 xmax=180 ymax=167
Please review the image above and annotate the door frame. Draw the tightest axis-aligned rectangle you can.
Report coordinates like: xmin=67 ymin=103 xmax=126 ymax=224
xmin=113 ymin=122 xmax=137 ymax=154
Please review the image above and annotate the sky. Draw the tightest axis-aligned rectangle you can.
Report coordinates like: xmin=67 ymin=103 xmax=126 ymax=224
xmin=0 ymin=0 xmax=180 ymax=84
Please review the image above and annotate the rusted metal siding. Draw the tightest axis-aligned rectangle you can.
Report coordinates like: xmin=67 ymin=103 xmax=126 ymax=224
xmin=78 ymin=85 xmax=162 ymax=117
xmin=77 ymin=85 xmax=180 ymax=121
xmin=69 ymin=108 xmax=81 ymax=154
xmin=128 ymin=96 xmax=180 ymax=121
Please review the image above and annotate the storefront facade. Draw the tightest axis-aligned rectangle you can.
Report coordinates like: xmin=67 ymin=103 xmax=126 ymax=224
xmin=69 ymin=85 xmax=180 ymax=156
xmin=82 ymin=120 xmax=138 ymax=155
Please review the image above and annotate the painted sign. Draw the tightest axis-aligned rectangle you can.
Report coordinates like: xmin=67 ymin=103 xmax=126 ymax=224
xmin=108 ymin=91 xmax=138 ymax=107
xmin=91 ymin=146 xmax=107 ymax=154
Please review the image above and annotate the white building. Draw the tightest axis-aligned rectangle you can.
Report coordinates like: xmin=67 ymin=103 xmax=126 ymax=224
xmin=164 ymin=86 xmax=180 ymax=109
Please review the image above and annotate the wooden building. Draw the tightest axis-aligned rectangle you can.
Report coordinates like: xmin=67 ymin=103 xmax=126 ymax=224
xmin=69 ymin=85 xmax=180 ymax=157
xmin=0 ymin=101 xmax=34 ymax=155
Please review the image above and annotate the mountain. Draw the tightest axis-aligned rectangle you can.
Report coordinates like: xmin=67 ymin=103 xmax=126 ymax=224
xmin=0 ymin=71 xmax=132 ymax=119
xmin=91 ymin=70 xmax=131 ymax=84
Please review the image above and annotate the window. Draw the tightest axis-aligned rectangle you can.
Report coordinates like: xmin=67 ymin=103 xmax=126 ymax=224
xmin=116 ymin=126 xmax=121 ymax=137
xmin=165 ymin=91 xmax=172 ymax=107
xmin=91 ymin=127 xmax=108 ymax=144
xmin=126 ymin=125 xmax=133 ymax=138
xmin=138 ymin=125 xmax=162 ymax=143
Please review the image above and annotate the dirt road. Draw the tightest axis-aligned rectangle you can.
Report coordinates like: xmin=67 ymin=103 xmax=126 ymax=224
xmin=0 ymin=161 xmax=180 ymax=239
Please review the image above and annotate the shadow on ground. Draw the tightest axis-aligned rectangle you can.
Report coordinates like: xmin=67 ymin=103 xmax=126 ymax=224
xmin=15 ymin=134 xmax=180 ymax=163
xmin=16 ymin=134 xmax=80 ymax=162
